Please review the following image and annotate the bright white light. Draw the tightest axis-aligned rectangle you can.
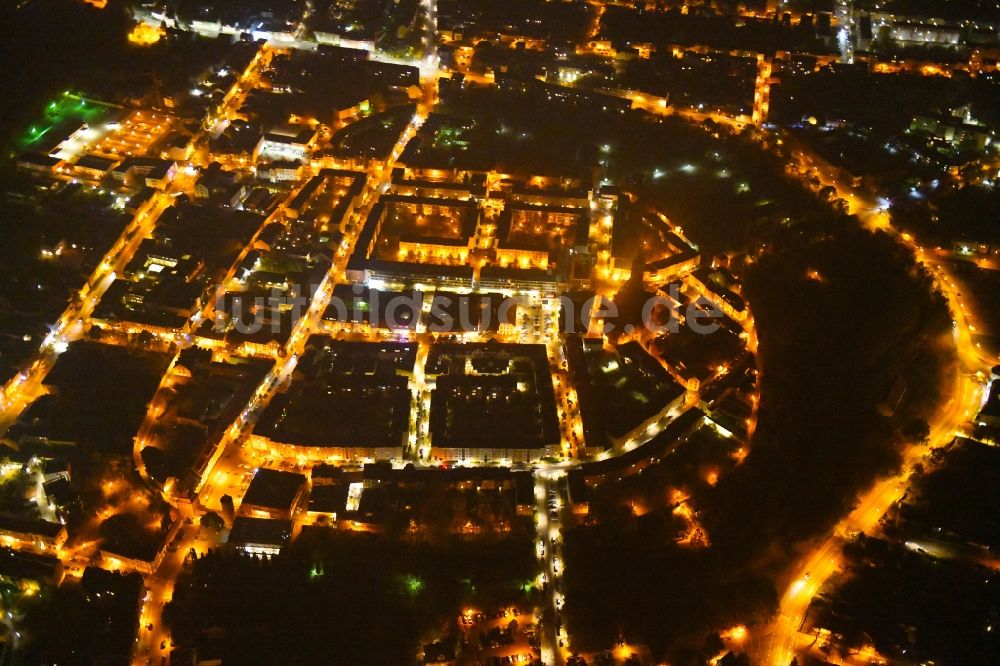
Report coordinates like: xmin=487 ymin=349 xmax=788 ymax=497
xmin=837 ymin=28 xmax=850 ymax=58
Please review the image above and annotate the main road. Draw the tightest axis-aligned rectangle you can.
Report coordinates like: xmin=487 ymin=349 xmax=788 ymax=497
xmin=533 ymin=470 xmax=570 ymax=666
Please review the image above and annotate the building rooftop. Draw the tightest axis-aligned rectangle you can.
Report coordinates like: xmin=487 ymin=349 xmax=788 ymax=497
xmin=263 ymin=125 xmax=317 ymax=146
xmin=241 ymin=468 xmax=307 ymax=512
xmin=228 ymin=517 xmax=293 ymax=549
xmin=0 ymin=513 xmax=66 ymax=539
xmin=0 ymin=547 xmax=62 ymax=583
xmin=74 ymin=154 xmax=118 ymax=173
xmin=307 ymin=483 xmax=349 ymax=515
xmin=16 ymin=152 xmax=61 ymax=169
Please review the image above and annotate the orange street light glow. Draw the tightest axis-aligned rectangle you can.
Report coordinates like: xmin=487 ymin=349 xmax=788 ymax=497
xmin=128 ymin=23 xmax=165 ymax=46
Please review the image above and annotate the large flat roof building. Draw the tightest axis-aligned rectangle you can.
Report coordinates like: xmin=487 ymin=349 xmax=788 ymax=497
xmin=240 ymin=468 xmax=308 ymax=520
xmin=227 ymin=517 xmax=293 ymax=557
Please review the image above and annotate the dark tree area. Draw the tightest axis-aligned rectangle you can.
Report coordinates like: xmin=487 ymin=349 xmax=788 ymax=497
xmin=99 ymin=512 xmax=169 ymax=561
xmin=770 ymin=68 xmax=1000 ymax=134
xmin=815 ymin=535 xmax=1000 ymax=664
xmin=714 ymin=220 xmax=953 ymax=548
xmin=163 ymin=530 xmax=537 ymax=664
xmin=19 ymin=568 xmax=144 ymax=665
xmin=0 ymin=0 xmax=231 ymax=156
xmin=899 ymin=438 xmax=1000 ymax=549
xmin=892 ymin=184 xmax=1000 ymax=249
xmin=42 ymin=342 xmax=171 ymax=460
xmin=597 ymin=6 xmax=835 ymax=55
xmin=563 ymin=216 xmax=953 ymax=659
xmin=634 ymin=127 xmax=850 ymax=258
xmin=561 ymin=513 xmax=777 ymax=659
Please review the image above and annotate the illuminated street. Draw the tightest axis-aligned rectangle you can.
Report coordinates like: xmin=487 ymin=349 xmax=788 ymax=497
xmin=0 ymin=1 xmax=998 ymax=664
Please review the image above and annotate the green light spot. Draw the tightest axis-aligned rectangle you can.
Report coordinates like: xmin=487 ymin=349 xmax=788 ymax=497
xmin=402 ymin=574 xmax=424 ymax=597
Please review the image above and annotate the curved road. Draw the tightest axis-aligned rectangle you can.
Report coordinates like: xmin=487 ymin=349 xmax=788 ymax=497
xmin=757 ymin=141 xmax=994 ymax=666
